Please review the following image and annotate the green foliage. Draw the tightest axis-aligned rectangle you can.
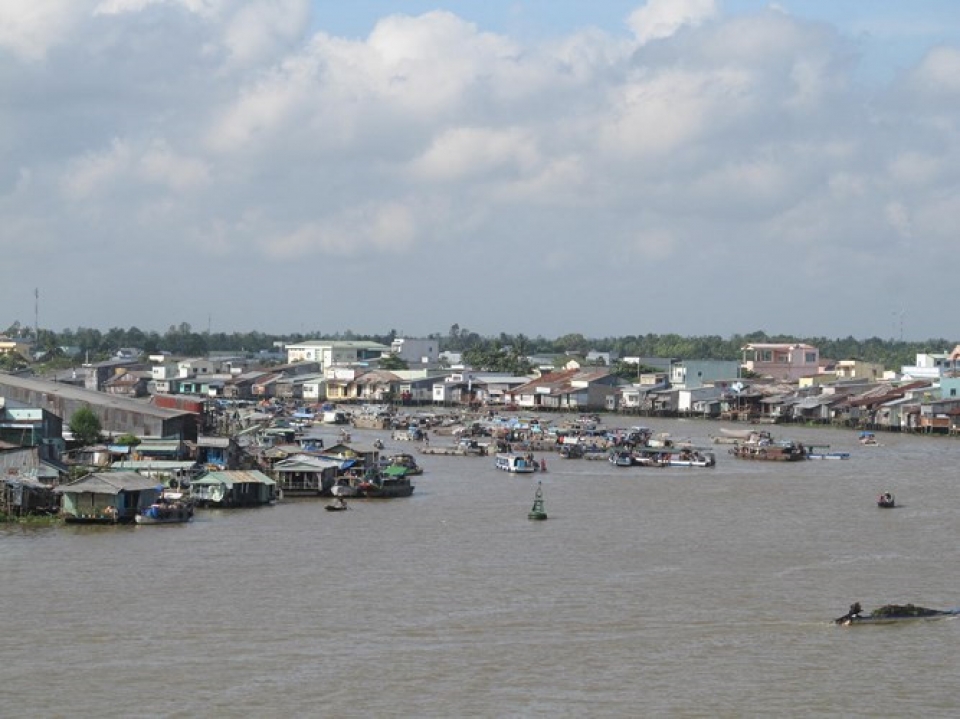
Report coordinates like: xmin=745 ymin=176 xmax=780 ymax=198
xmin=378 ymin=354 xmax=409 ymax=370
xmin=69 ymin=406 xmax=103 ymax=447
xmin=0 ymin=352 xmax=28 ymax=371
xmin=114 ymin=434 xmax=141 ymax=447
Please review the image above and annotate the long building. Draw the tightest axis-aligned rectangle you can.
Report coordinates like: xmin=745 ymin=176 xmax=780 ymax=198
xmin=0 ymin=373 xmax=198 ymax=441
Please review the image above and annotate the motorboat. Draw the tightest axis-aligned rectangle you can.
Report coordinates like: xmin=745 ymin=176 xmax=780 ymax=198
xmin=877 ymin=492 xmax=896 ymax=508
xmin=495 ymin=453 xmax=538 ymax=474
xmin=835 ymin=602 xmax=960 ymax=626
xmin=609 ymin=450 xmax=634 ymax=467
xmin=325 ymin=499 xmax=349 ymax=512
xmin=135 ymin=499 xmax=193 ymax=525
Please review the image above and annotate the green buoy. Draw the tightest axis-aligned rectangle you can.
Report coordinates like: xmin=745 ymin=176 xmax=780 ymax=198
xmin=528 ymin=481 xmax=548 ymax=520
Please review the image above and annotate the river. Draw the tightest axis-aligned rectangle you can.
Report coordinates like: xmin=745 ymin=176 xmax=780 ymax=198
xmin=3 ymin=418 xmax=960 ymax=717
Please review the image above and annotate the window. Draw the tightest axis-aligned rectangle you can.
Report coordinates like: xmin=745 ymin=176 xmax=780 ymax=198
xmin=805 ymin=352 xmax=817 ymax=363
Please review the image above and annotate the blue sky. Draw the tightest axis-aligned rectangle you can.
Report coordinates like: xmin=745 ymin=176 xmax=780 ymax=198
xmin=2 ymin=1 xmax=959 ymax=342
xmin=312 ymin=1 xmax=960 ymax=83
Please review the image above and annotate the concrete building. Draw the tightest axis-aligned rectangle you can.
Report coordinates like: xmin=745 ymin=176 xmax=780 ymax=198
xmin=286 ymin=340 xmax=390 ymax=370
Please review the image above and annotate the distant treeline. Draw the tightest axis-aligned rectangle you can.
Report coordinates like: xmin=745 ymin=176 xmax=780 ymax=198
xmin=8 ymin=321 xmax=952 ymax=372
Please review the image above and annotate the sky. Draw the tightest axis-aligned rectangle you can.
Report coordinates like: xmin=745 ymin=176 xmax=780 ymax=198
xmin=2 ymin=1 xmax=959 ymax=343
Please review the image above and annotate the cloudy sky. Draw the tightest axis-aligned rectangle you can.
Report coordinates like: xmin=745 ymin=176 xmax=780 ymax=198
xmin=2 ymin=1 xmax=958 ymax=342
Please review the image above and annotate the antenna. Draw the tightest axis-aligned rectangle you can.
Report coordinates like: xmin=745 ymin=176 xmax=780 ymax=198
xmin=34 ymin=288 xmax=39 ymax=343
xmin=891 ymin=309 xmax=904 ymax=342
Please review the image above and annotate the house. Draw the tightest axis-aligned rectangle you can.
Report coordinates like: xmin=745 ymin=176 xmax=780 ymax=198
xmin=741 ymin=343 xmax=820 ymax=382
xmin=0 ymin=397 xmax=65 ymax=463
xmin=270 ymin=455 xmax=342 ymax=496
xmin=102 ymin=369 xmax=151 ymax=398
xmin=0 ymin=335 xmax=33 ymax=359
xmin=190 ymin=470 xmax=276 ymax=507
xmin=900 ymin=349 xmax=960 ymax=380
xmin=389 ymin=338 xmax=439 ymax=365
xmin=55 ymin=471 xmax=162 ymax=523
xmin=285 ymin=340 xmax=390 ymax=369
xmin=434 ymin=372 xmax=529 ymax=406
xmin=669 ymin=360 xmax=741 ymax=389
xmin=195 ymin=435 xmax=242 ymax=469
xmin=506 ymin=369 xmax=622 ymax=412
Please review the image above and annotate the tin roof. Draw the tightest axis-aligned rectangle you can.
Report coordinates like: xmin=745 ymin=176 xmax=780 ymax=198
xmin=55 ymin=471 xmax=161 ymax=494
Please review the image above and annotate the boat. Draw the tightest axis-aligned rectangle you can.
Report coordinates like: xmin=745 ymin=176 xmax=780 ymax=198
xmin=558 ymin=444 xmax=584 ymax=459
xmin=729 ymin=440 xmax=806 ymax=461
xmin=357 ymin=469 xmax=415 ymax=498
xmin=859 ymin=431 xmax=880 ymax=446
xmin=835 ymin=602 xmax=960 ymax=626
xmin=135 ymin=499 xmax=193 ymax=525
xmin=665 ymin=449 xmax=716 ymax=467
xmin=804 ymin=444 xmax=850 ymax=460
xmin=609 ymin=450 xmax=634 ymax=467
xmin=495 ymin=453 xmax=538 ymax=474
xmin=877 ymin=492 xmax=895 ymax=508
xmin=325 ymin=498 xmax=349 ymax=512
xmin=382 ymin=452 xmax=423 ymax=476
xmin=527 ymin=482 xmax=547 ymax=521
xmin=331 ymin=481 xmax=359 ymax=497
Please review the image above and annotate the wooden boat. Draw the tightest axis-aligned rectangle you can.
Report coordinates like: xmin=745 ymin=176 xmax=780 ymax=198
xmin=665 ymin=450 xmax=716 ymax=467
xmin=382 ymin=452 xmax=423 ymax=476
xmin=357 ymin=465 xmax=414 ymax=499
xmin=527 ymin=482 xmax=547 ymax=521
xmin=835 ymin=602 xmax=959 ymax=626
xmin=859 ymin=432 xmax=880 ymax=446
xmin=729 ymin=441 xmax=806 ymax=461
xmin=135 ymin=500 xmax=193 ymax=525
xmin=877 ymin=492 xmax=895 ymax=508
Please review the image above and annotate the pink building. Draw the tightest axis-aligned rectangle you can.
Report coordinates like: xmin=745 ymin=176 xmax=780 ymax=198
xmin=741 ymin=343 xmax=820 ymax=382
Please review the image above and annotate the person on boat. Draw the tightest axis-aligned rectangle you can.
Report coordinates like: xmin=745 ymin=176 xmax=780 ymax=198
xmin=835 ymin=602 xmax=863 ymax=624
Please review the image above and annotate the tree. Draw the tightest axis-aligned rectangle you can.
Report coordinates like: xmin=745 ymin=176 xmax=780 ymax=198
xmin=378 ymin=354 xmax=409 ymax=370
xmin=69 ymin=406 xmax=103 ymax=447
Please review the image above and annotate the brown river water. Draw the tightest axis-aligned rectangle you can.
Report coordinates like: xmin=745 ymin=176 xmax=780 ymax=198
xmin=3 ymin=418 xmax=960 ymax=718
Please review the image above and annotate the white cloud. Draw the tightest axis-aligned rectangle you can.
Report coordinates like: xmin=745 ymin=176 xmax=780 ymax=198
xmin=2 ymin=3 xmax=959 ymax=338
xmin=911 ymin=46 xmax=960 ymax=94
xmin=626 ymin=0 xmax=717 ymax=46
xmin=412 ymin=127 xmax=539 ymax=181
xmin=0 ymin=0 xmax=91 ymax=61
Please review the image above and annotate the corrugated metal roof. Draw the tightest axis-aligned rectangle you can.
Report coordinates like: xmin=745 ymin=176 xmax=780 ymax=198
xmin=195 ymin=470 xmax=276 ymax=486
xmin=56 ymin=471 xmax=161 ymax=494
xmin=0 ymin=374 xmax=191 ymax=418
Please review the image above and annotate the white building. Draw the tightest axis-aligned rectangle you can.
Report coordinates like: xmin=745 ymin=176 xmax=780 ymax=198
xmin=389 ymin=338 xmax=439 ymax=365
xmin=286 ymin=340 xmax=390 ymax=370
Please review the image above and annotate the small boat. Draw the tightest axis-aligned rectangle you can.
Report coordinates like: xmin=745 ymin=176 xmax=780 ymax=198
xmin=877 ymin=492 xmax=896 ymax=508
xmin=835 ymin=602 xmax=960 ymax=626
xmin=325 ymin=499 xmax=349 ymax=512
xmin=527 ymin=482 xmax=547 ymax=521
xmin=495 ymin=453 xmax=538 ymax=473
xmin=135 ymin=500 xmax=193 ymax=525
xmin=859 ymin=431 xmax=880 ymax=446
xmin=558 ymin=444 xmax=584 ymax=459
xmin=609 ymin=450 xmax=634 ymax=467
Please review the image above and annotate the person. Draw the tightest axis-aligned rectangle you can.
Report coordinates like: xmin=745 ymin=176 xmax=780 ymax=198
xmin=836 ymin=602 xmax=862 ymax=624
